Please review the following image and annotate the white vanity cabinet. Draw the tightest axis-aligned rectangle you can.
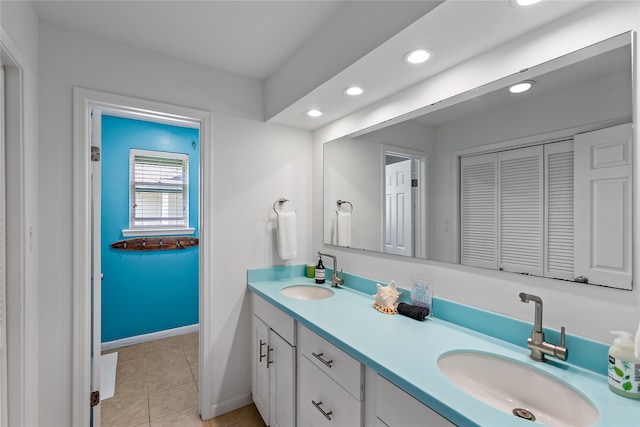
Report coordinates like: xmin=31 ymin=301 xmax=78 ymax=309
xmin=376 ymin=375 xmax=455 ymax=427
xmin=297 ymin=324 xmax=364 ymax=427
xmin=252 ymin=294 xmax=296 ymax=427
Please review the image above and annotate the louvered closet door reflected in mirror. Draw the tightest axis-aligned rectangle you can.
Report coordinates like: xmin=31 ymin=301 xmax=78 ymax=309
xmin=460 ymin=123 xmax=631 ymax=288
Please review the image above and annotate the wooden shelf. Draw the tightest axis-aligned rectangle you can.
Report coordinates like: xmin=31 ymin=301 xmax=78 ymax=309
xmin=110 ymin=235 xmax=199 ymax=251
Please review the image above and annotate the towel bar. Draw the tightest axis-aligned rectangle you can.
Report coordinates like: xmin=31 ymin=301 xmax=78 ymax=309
xmin=336 ymin=199 xmax=353 ymax=212
xmin=273 ymin=198 xmax=289 ymax=214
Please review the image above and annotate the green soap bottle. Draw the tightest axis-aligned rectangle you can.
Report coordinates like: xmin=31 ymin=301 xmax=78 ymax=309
xmin=608 ymin=331 xmax=640 ymax=399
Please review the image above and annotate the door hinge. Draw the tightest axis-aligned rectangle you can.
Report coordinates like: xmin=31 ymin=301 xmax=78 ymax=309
xmin=91 ymin=146 xmax=100 ymax=162
xmin=411 ymin=179 xmax=418 ymax=187
xmin=90 ymin=390 xmax=100 ymax=407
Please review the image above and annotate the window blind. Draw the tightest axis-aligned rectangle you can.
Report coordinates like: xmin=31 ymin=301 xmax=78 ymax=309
xmin=130 ymin=150 xmax=188 ymax=228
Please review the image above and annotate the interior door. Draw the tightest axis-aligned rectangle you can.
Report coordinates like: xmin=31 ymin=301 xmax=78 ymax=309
xmin=90 ymin=109 xmax=103 ymax=426
xmin=574 ymin=123 xmax=632 ymax=289
xmin=385 ymin=159 xmax=413 ymax=256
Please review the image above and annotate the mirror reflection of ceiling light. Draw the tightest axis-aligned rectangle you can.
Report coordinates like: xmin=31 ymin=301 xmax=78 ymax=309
xmin=404 ymin=48 xmax=432 ymax=64
xmin=515 ymin=0 xmax=541 ymax=5
xmin=345 ymin=86 xmax=364 ymax=96
xmin=306 ymin=109 xmax=323 ymax=117
xmin=509 ymin=80 xmax=535 ymax=93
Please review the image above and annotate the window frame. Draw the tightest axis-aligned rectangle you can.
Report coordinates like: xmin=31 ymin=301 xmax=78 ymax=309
xmin=122 ymin=148 xmax=194 ymax=237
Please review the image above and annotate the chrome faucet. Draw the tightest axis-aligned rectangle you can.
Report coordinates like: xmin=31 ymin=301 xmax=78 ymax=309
xmin=318 ymin=251 xmax=343 ymax=287
xmin=519 ymin=292 xmax=568 ymax=362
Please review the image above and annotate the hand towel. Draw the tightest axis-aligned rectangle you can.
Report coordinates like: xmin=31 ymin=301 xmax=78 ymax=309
xmin=336 ymin=211 xmax=352 ymax=247
xmin=277 ymin=211 xmax=297 ymax=259
xmin=397 ymin=302 xmax=430 ymax=321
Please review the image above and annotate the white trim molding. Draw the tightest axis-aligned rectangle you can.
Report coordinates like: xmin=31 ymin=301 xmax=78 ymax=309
xmin=121 ymin=227 xmax=195 ymax=237
xmin=1 ymin=26 xmax=39 ymax=427
xmin=72 ymin=88 xmax=214 ymax=426
xmin=101 ymin=324 xmax=199 ymax=352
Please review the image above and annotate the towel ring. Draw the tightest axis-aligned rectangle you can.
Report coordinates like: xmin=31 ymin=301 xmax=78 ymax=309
xmin=273 ymin=198 xmax=289 ymax=214
xmin=337 ymin=199 xmax=353 ymax=213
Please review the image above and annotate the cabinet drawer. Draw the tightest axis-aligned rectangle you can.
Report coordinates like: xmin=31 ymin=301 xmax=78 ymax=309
xmin=376 ymin=375 xmax=455 ymax=427
xmin=299 ymin=356 xmax=362 ymax=427
xmin=298 ymin=324 xmax=363 ymax=400
xmin=252 ymin=293 xmax=296 ymax=345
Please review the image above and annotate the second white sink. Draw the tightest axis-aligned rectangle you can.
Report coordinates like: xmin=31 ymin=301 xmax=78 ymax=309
xmin=280 ymin=285 xmax=335 ymax=300
xmin=438 ymin=351 xmax=599 ymax=427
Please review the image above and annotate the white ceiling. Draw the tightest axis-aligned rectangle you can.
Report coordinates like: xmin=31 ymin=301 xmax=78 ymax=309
xmin=32 ymin=0 xmax=346 ymax=80
xmin=32 ymin=0 xmax=599 ymax=130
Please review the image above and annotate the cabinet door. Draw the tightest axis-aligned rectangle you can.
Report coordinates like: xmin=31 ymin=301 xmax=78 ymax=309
xmin=376 ymin=375 xmax=454 ymax=427
xmin=253 ymin=315 xmax=270 ymax=424
xmin=269 ymin=332 xmax=296 ymax=427
xmin=299 ymin=356 xmax=362 ymax=427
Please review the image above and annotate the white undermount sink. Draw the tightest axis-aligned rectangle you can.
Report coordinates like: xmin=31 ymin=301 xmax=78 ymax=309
xmin=438 ymin=351 xmax=599 ymax=427
xmin=280 ymin=285 xmax=335 ymax=300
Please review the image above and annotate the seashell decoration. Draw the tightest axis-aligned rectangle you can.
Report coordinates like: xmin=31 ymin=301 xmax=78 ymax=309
xmin=372 ymin=281 xmax=401 ymax=314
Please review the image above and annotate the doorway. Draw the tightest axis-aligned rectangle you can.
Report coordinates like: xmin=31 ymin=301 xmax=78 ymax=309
xmin=383 ymin=147 xmax=429 ymax=259
xmin=72 ymin=88 xmax=214 ymax=427
xmin=97 ymin=112 xmax=200 ymax=424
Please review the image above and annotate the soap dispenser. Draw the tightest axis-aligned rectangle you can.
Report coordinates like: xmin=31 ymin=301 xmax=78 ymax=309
xmin=315 ymin=256 xmax=325 ymax=284
xmin=608 ymin=331 xmax=640 ymax=399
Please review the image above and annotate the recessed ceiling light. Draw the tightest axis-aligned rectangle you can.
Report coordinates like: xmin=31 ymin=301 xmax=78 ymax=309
xmin=345 ymin=86 xmax=364 ymax=96
xmin=515 ymin=0 xmax=541 ymax=5
xmin=307 ymin=109 xmax=323 ymax=118
xmin=404 ymin=48 xmax=431 ymax=64
xmin=509 ymin=80 xmax=535 ymax=94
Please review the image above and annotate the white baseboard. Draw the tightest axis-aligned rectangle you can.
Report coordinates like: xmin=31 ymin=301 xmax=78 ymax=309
xmin=101 ymin=324 xmax=199 ymax=351
xmin=205 ymin=392 xmax=253 ymax=420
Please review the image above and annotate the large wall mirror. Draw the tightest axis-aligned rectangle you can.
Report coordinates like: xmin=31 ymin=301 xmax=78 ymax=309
xmin=324 ymin=32 xmax=634 ymax=290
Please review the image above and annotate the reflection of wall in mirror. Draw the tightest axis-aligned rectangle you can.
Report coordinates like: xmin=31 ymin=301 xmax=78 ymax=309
xmin=323 ymin=120 xmax=435 ymax=251
xmin=431 ymin=67 xmax=631 ymax=263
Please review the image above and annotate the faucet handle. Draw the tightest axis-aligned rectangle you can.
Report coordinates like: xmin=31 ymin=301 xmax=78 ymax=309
xmin=554 ymin=326 xmax=568 ymax=360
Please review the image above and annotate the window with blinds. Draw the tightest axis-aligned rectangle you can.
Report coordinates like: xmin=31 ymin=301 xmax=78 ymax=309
xmin=129 ymin=149 xmax=189 ymax=229
xmin=460 ymin=141 xmax=573 ymax=280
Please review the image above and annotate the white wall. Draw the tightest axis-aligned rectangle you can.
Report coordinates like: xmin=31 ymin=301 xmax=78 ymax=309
xmin=38 ymin=22 xmax=311 ymax=426
xmin=313 ymin=1 xmax=640 ymax=344
xmin=323 ymin=121 xmax=434 ymax=251
xmin=323 ymin=136 xmax=382 ymax=250
xmin=0 ymin=1 xmax=40 ymax=426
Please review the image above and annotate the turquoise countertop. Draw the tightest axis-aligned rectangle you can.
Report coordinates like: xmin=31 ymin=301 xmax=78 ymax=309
xmin=247 ymin=266 xmax=640 ymax=427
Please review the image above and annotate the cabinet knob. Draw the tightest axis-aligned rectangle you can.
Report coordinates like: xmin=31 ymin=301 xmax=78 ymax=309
xmin=312 ymin=352 xmax=333 ymax=368
xmin=312 ymin=400 xmax=333 ymax=420
xmin=267 ymin=346 xmax=274 ymax=367
xmin=259 ymin=339 xmax=266 ymax=362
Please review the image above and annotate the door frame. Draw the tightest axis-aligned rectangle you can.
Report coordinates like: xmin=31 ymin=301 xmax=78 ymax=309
xmin=72 ymin=88 xmax=214 ymax=426
xmin=0 ymin=27 xmax=38 ymax=427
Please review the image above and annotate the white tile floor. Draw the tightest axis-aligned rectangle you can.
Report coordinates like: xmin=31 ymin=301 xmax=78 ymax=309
xmin=101 ymin=332 xmax=265 ymax=427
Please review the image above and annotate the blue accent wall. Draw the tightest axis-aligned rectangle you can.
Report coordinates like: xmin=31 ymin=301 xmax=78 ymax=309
xmin=101 ymin=115 xmax=199 ymax=342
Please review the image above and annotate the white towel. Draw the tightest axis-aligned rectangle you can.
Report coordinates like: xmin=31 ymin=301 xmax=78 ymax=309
xmin=100 ymin=352 xmax=118 ymax=400
xmin=336 ymin=211 xmax=352 ymax=247
xmin=277 ymin=211 xmax=297 ymax=259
